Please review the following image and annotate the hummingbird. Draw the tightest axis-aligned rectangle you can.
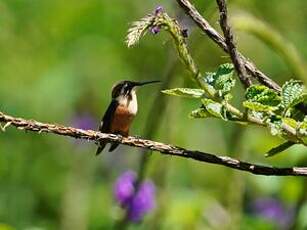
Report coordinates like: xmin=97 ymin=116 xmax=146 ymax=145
xmin=96 ymin=80 xmax=160 ymax=155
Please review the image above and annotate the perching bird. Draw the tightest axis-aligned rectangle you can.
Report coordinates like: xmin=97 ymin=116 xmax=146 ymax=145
xmin=96 ymin=80 xmax=160 ymax=155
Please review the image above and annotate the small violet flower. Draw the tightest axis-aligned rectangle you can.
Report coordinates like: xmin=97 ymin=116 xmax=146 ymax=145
xmin=150 ymin=26 xmax=161 ymax=34
xmin=114 ymin=171 xmax=156 ymax=222
xmin=154 ymin=6 xmax=164 ymax=15
xmin=149 ymin=6 xmax=164 ymax=35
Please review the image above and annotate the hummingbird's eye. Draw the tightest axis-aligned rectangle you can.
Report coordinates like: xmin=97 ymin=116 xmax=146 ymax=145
xmin=124 ymin=83 xmax=130 ymax=93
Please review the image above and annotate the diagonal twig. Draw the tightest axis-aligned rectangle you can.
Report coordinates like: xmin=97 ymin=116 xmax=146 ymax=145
xmin=216 ymin=0 xmax=252 ymax=88
xmin=1 ymin=111 xmax=307 ymax=177
xmin=176 ymin=0 xmax=281 ymax=91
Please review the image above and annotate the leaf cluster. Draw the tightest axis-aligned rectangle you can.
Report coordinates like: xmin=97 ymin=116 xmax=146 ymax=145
xmin=162 ymin=63 xmax=235 ymax=120
xmin=127 ymin=7 xmax=307 ymax=157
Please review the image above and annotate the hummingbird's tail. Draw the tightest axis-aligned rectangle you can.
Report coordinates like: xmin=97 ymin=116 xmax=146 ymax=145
xmin=109 ymin=143 xmax=119 ymax=152
xmin=96 ymin=142 xmax=106 ymax=155
xmin=96 ymin=142 xmax=119 ymax=155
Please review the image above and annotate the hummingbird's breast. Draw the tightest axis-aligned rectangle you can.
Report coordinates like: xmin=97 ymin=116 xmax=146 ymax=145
xmin=111 ymin=92 xmax=137 ymax=135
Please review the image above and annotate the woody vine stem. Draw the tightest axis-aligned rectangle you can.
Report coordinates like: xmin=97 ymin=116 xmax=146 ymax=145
xmin=1 ymin=112 xmax=307 ymax=177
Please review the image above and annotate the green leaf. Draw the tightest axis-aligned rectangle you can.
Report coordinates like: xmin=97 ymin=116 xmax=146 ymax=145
xmin=243 ymin=101 xmax=278 ymax=112
xmin=189 ymin=99 xmax=226 ymax=119
xmin=245 ymin=85 xmax=281 ymax=105
xmin=243 ymin=85 xmax=281 ymax=112
xmin=189 ymin=108 xmax=211 ymax=118
xmin=265 ymin=141 xmax=295 ymax=157
xmin=282 ymin=117 xmax=298 ymax=128
xmin=162 ymin=88 xmax=205 ymax=98
xmin=204 ymin=63 xmax=235 ymax=98
xmin=201 ymin=98 xmax=226 ymax=119
xmin=291 ymin=93 xmax=307 ymax=107
xmin=266 ymin=115 xmax=282 ymax=136
xmin=281 ymin=79 xmax=305 ymax=109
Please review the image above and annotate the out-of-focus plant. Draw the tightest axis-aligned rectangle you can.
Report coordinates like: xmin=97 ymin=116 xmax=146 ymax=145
xmin=249 ymin=197 xmax=294 ymax=229
xmin=126 ymin=6 xmax=307 ymax=157
xmin=70 ymin=111 xmax=96 ymax=147
xmin=114 ymin=171 xmax=156 ymax=223
xmin=232 ymin=14 xmax=306 ymax=81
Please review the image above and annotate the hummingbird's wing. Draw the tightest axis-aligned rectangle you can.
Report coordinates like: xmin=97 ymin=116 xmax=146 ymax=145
xmin=96 ymin=99 xmax=119 ymax=155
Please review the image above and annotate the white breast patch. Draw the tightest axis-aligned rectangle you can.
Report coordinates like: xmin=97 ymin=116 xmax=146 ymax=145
xmin=127 ymin=90 xmax=138 ymax=115
xmin=117 ymin=90 xmax=138 ymax=115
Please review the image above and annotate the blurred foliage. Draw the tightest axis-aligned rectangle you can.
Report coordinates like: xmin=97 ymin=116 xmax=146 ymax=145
xmin=1 ymin=0 xmax=307 ymax=229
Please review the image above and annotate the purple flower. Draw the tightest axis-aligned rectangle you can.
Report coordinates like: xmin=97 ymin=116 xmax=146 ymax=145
xmin=250 ymin=198 xmax=294 ymax=229
xmin=114 ymin=171 xmax=136 ymax=207
xmin=154 ymin=6 xmax=163 ymax=15
xmin=127 ymin=181 xmax=156 ymax=222
xmin=114 ymin=171 xmax=156 ymax=222
xmin=150 ymin=26 xmax=161 ymax=34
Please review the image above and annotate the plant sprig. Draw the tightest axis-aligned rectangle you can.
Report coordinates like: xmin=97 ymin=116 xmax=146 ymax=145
xmin=126 ymin=6 xmax=307 ymax=156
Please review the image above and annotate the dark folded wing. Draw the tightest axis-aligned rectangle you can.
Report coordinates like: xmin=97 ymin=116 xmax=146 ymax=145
xmin=96 ymin=100 xmax=119 ymax=155
xmin=99 ymin=99 xmax=119 ymax=133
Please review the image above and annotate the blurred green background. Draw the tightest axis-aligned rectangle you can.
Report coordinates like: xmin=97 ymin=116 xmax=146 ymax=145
xmin=1 ymin=0 xmax=307 ymax=229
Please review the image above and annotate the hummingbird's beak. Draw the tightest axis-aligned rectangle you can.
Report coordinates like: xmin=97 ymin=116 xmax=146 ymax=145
xmin=133 ymin=80 xmax=161 ymax=87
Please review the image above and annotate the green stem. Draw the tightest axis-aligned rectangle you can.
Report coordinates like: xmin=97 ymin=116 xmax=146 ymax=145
xmin=156 ymin=12 xmax=303 ymax=144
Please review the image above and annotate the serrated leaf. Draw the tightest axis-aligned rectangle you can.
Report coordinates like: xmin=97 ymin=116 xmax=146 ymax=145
xmin=282 ymin=117 xmax=298 ymax=128
xmin=162 ymin=88 xmax=205 ymax=98
xmin=281 ymin=80 xmax=305 ymax=109
xmin=245 ymin=85 xmax=281 ymax=105
xmin=244 ymin=85 xmax=281 ymax=112
xmin=190 ymin=99 xmax=226 ymax=119
xmin=298 ymin=120 xmax=307 ymax=136
xmin=291 ymin=93 xmax=307 ymax=107
xmin=201 ymin=98 xmax=225 ymax=119
xmin=265 ymin=141 xmax=295 ymax=157
xmin=297 ymin=120 xmax=307 ymax=144
xmin=266 ymin=116 xmax=282 ymax=136
xmin=215 ymin=63 xmax=235 ymax=93
xmin=243 ymin=101 xmax=278 ymax=112
xmin=204 ymin=63 xmax=235 ymax=99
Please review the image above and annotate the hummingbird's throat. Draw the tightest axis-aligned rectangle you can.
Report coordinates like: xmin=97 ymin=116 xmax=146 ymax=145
xmin=116 ymin=90 xmax=138 ymax=115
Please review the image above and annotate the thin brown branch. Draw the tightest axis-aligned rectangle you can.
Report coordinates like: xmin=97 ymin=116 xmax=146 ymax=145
xmin=176 ymin=0 xmax=281 ymax=91
xmin=216 ymin=0 xmax=252 ymax=88
xmin=1 ymin=111 xmax=307 ymax=177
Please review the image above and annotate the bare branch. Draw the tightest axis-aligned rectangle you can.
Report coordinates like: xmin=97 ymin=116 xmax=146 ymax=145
xmin=216 ymin=0 xmax=252 ymax=88
xmin=1 ymin=111 xmax=306 ymax=177
xmin=176 ymin=0 xmax=281 ymax=91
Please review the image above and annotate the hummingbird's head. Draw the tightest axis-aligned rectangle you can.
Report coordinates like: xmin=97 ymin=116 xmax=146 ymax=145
xmin=111 ymin=80 xmax=160 ymax=99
